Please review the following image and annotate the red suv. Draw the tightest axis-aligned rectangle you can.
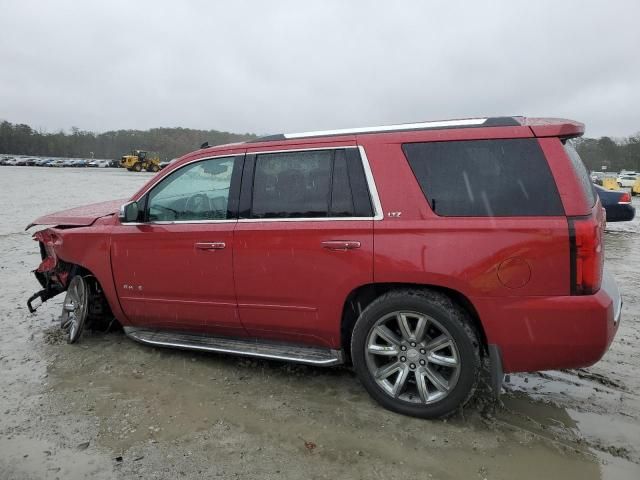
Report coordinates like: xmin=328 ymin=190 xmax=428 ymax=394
xmin=27 ymin=116 xmax=621 ymax=418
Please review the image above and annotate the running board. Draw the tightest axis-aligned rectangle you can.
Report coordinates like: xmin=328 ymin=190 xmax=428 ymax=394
xmin=123 ymin=327 xmax=344 ymax=366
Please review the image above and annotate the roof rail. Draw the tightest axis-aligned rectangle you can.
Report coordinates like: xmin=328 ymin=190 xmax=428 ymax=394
xmin=248 ymin=116 xmax=522 ymax=142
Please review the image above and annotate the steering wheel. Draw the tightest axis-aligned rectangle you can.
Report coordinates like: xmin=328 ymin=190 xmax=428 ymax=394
xmin=184 ymin=193 xmax=211 ymax=218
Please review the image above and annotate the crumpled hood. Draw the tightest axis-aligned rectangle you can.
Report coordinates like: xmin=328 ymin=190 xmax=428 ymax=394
xmin=26 ymin=198 xmax=126 ymax=230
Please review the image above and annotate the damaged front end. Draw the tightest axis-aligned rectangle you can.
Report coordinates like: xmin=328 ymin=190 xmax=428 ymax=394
xmin=27 ymin=229 xmax=73 ymax=313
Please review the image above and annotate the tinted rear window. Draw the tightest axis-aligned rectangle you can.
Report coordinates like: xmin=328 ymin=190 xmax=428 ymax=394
xmin=564 ymin=143 xmax=596 ymax=207
xmin=403 ymin=138 xmax=564 ymax=217
xmin=249 ymin=148 xmax=374 ymax=219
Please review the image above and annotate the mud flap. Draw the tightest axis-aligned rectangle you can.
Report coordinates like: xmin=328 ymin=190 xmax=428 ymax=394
xmin=488 ymin=344 xmax=504 ymax=397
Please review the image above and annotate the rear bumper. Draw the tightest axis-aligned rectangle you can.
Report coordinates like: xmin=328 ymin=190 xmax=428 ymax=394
xmin=473 ymin=268 xmax=621 ymax=373
xmin=604 ymin=204 xmax=635 ymax=222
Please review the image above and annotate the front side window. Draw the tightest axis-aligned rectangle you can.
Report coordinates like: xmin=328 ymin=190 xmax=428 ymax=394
xmin=147 ymin=157 xmax=236 ymax=221
xmin=250 ymin=149 xmax=373 ymax=219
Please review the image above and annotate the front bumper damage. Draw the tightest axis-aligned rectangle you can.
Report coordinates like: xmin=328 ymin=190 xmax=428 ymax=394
xmin=27 ymin=229 xmax=72 ymax=313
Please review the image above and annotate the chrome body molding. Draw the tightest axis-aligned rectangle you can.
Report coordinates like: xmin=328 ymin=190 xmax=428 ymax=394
xmin=124 ymin=327 xmax=345 ymax=366
xmin=121 ymin=144 xmax=383 ymax=225
xmin=602 ymin=268 xmax=622 ymax=325
xmin=357 ymin=145 xmax=383 ymax=220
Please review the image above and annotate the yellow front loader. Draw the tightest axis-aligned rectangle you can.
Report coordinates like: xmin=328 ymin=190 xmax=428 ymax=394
xmin=119 ymin=150 xmax=161 ymax=172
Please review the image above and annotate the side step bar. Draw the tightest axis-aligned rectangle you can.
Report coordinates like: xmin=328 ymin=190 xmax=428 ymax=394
xmin=123 ymin=327 xmax=345 ymax=366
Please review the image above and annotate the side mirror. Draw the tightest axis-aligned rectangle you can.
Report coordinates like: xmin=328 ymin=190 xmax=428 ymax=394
xmin=119 ymin=201 xmax=139 ymax=223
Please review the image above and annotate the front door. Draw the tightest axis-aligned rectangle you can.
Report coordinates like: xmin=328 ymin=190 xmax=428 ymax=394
xmin=111 ymin=155 xmax=245 ymax=335
xmin=233 ymin=146 xmax=377 ymax=348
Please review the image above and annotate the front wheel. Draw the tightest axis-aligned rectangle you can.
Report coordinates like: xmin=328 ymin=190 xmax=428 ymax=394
xmin=351 ymin=290 xmax=481 ymax=418
xmin=60 ymin=276 xmax=89 ymax=343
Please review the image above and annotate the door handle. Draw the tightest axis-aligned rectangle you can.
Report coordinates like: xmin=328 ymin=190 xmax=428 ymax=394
xmin=195 ymin=242 xmax=226 ymax=250
xmin=321 ymin=240 xmax=361 ymax=251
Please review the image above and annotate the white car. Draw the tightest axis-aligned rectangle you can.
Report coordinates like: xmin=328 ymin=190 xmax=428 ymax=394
xmin=617 ymin=174 xmax=638 ymax=188
xmin=87 ymin=159 xmax=109 ymax=167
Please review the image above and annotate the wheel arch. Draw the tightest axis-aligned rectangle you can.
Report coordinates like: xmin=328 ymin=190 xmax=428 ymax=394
xmin=340 ymin=283 xmax=488 ymax=360
xmin=62 ymin=262 xmax=119 ymax=327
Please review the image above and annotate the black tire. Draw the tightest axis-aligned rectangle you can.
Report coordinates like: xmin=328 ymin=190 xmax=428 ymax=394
xmin=351 ymin=289 xmax=481 ymax=419
xmin=147 ymin=164 xmax=159 ymax=172
xmin=60 ymin=275 xmax=89 ymax=344
xmin=133 ymin=163 xmax=142 ymax=172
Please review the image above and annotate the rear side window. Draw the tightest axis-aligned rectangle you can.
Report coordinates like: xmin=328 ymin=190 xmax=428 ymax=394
xmin=403 ymin=139 xmax=564 ymax=217
xmin=250 ymin=149 xmax=373 ymax=218
xmin=564 ymin=143 xmax=596 ymax=207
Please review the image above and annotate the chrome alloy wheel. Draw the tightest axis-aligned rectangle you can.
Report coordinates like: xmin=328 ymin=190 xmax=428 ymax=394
xmin=60 ymin=276 xmax=89 ymax=343
xmin=365 ymin=311 xmax=461 ymax=404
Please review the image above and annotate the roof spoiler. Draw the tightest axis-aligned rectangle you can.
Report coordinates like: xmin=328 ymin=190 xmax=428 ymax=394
xmin=521 ymin=117 xmax=585 ymax=139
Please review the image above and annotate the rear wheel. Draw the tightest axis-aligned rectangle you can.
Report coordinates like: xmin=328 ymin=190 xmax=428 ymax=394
xmin=60 ymin=276 xmax=89 ymax=343
xmin=351 ymin=290 xmax=481 ymax=418
xmin=133 ymin=162 xmax=142 ymax=172
xmin=147 ymin=164 xmax=159 ymax=172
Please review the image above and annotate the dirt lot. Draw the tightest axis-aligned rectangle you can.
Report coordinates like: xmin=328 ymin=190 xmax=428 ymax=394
xmin=1 ymin=166 xmax=638 ymax=479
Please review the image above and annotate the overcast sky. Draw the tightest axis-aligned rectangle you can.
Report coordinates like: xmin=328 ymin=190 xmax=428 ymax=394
xmin=1 ymin=1 xmax=639 ymax=138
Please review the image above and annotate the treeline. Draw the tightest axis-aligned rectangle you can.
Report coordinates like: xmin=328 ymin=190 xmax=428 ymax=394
xmin=2 ymin=119 xmax=640 ymax=171
xmin=573 ymin=133 xmax=640 ymax=172
xmin=0 ymin=120 xmax=257 ymax=160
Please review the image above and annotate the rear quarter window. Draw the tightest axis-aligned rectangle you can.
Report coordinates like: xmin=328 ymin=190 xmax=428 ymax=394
xmin=564 ymin=143 xmax=596 ymax=207
xmin=402 ymin=138 xmax=564 ymax=217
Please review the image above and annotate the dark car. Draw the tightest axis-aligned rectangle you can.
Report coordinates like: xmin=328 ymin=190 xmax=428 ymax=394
xmin=26 ymin=116 xmax=621 ymax=419
xmin=594 ymin=185 xmax=635 ymax=222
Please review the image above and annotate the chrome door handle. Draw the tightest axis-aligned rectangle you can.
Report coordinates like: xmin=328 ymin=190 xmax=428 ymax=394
xmin=321 ymin=240 xmax=361 ymax=251
xmin=195 ymin=242 xmax=226 ymax=250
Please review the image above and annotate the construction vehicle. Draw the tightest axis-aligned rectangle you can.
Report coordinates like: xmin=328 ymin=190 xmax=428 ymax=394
xmin=119 ymin=150 xmax=161 ymax=172
xmin=601 ymin=176 xmax=620 ymax=190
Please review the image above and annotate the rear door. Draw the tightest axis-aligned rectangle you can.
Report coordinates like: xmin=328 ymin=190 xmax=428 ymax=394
xmin=233 ymin=145 xmax=378 ymax=348
xmin=110 ymin=154 xmax=245 ymax=335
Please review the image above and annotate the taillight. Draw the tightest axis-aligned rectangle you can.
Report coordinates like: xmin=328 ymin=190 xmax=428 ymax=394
xmin=618 ymin=192 xmax=632 ymax=204
xmin=569 ymin=216 xmax=604 ymax=295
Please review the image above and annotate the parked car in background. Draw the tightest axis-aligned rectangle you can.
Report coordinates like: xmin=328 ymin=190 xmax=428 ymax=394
xmin=88 ymin=159 xmax=112 ymax=168
xmin=617 ymin=174 xmax=638 ymax=188
xmin=590 ymin=171 xmax=606 ymax=185
xmin=49 ymin=159 xmax=65 ymax=167
xmin=594 ymin=185 xmax=635 ymax=222
xmin=26 ymin=116 xmax=621 ymax=419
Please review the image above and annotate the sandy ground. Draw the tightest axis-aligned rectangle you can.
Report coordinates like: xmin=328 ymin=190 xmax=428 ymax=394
xmin=0 ymin=166 xmax=638 ymax=479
